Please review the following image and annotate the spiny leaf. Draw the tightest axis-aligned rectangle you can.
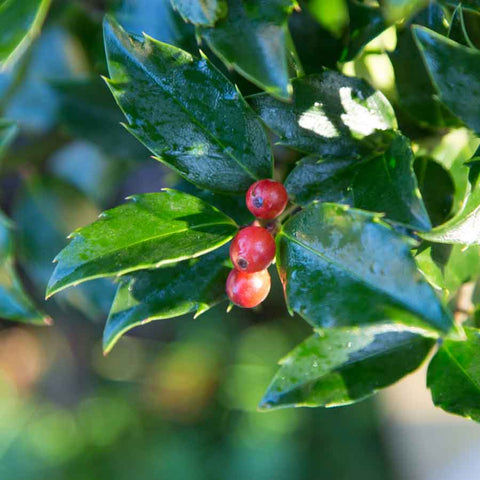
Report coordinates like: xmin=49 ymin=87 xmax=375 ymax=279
xmin=46 ymin=190 xmax=237 ymax=298
xmin=171 ymin=0 xmax=227 ymax=26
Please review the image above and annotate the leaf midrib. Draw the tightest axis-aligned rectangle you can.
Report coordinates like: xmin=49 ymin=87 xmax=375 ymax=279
xmin=281 ymin=230 xmax=439 ymax=324
xmin=442 ymin=343 xmax=480 ymax=396
xmin=109 ymin=31 xmax=262 ymax=182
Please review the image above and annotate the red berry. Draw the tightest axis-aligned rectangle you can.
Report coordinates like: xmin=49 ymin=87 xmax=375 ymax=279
xmin=246 ymin=179 xmax=288 ymax=220
xmin=230 ymin=226 xmax=276 ymax=272
xmin=226 ymin=269 xmax=271 ymax=308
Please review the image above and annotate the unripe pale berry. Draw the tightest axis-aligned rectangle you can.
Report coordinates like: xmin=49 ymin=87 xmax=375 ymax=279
xmin=246 ymin=179 xmax=288 ymax=220
xmin=226 ymin=269 xmax=271 ymax=308
xmin=230 ymin=226 xmax=275 ymax=272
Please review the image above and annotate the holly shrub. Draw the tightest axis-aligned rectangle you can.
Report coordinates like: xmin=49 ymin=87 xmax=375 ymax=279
xmin=2 ymin=0 xmax=480 ymax=420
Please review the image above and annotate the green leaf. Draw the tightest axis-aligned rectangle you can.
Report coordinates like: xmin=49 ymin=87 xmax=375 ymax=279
xmin=420 ymin=160 xmax=480 ymax=245
xmin=0 ymin=0 xmax=51 ymax=69
xmin=341 ymin=0 xmax=387 ymax=62
xmin=46 ymin=189 xmax=237 ymax=298
xmin=0 ymin=120 xmax=17 ymax=164
xmin=381 ymin=0 xmax=427 ymax=23
xmin=250 ymin=72 xmax=397 ymax=159
xmin=414 ymin=26 xmax=480 ymax=134
xmin=51 ymin=78 xmax=148 ymax=160
xmin=260 ymin=325 xmax=434 ymax=409
xmin=389 ymin=5 xmax=461 ymax=128
xmin=199 ymin=0 xmax=297 ymax=100
xmin=414 ymin=157 xmax=454 ymax=227
xmin=103 ymin=245 xmax=230 ymax=354
xmin=0 ymin=211 xmax=49 ymax=325
xmin=103 ymin=17 xmax=272 ymax=193
xmin=277 ymin=203 xmax=453 ymax=333
xmin=285 ymin=134 xmax=431 ymax=231
xmin=307 ymin=0 xmax=349 ymax=38
xmin=171 ymin=0 xmax=227 ymax=26
xmin=427 ymin=327 xmax=480 ymax=421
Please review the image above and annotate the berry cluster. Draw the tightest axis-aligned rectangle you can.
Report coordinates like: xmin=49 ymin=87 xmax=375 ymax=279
xmin=227 ymin=179 xmax=288 ymax=308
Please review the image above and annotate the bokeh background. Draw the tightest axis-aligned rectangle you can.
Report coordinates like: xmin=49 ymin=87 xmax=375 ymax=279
xmin=1 ymin=1 xmax=480 ymax=479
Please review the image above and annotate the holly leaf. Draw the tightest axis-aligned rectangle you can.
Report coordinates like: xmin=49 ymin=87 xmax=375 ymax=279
xmin=285 ymin=134 xmax=431 ymax=231
xmin=171 ymin=0 xmax=227 ymax=26
xmin=0 ymin=0 xmax=51 ymax=69
xmin=199 ymin=0 xmax=297 ymax=100
xmin=51 ymin=78 xmax=148 ymax=160
xmin=381 ymin=0 xmax=427 ymax=23
xmin=277 ymin=203 xmax=453 ymax=334
xmin=420 ymin=158 xmax=480 ymax=245
xmin=250 ymin=71 xmax=397 ymax=159
xmin=414 ymin=26 xmax=480 ymax=135
xmin=260 ymin=325 xmax=434 ymax=409
xmin=103 ymin=245 xmax=230 ymax=354
xmin=0 ymin=211 xmax=49 ymax=325
xmin=428 ymin=327 xmax=480 ymax=421
xmin=46 ymin=189 xmax=237 ymax=297
xmin=103 ymin=17 xmax=272 ymax=193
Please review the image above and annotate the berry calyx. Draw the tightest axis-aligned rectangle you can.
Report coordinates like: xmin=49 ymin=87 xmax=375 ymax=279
xmin=246 ymin=179 xmax=288 ymax=220
xmin=226 ymin=269 xmax=271 ymax=308
xmin=230 ymin=226 xmax=276 ymax=272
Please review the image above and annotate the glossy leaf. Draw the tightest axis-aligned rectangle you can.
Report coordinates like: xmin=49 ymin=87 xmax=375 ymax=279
xmin=103 ymin=17 xmax=272 ymax=193
xmin=46 ymin=189 xmax=237 ymax=297
xmin=428 ymin=327 xmax=480 ymax=421
xmin=0 ymin=0 xmax=51 ymax=69
xmin=0 ymin=211 xmax=49 ymax=325
xmin=420 ymin=160 xmax=480 ymax=245
xmin=341 ymin=0 xmax=387 ymax=62
xmin=171 ymin=0 xmax=227 ymax=26
xmin=414 ymin=26 xmax=480 ymax=134
xmin=13 ymin=176 xmax=116 ymax=319
xmin=52 ymin=78 xmax=148 ymax=160
xmin=199 ymin=0 xmax=296 ymax=100
xmin=104 ymin=245 xmax=230 ymax=354
xmin=260 ymin=325 xmax=434 ymax=409
xmin=277 ymin=203 xmax=453 ymax=333
xmin=389 ymin=5 xmax=460 ymax=128
xmin=285 ymin=135 xmax=431 ymax=230
xmin=250 ymin=72 xmax=396 ymax=159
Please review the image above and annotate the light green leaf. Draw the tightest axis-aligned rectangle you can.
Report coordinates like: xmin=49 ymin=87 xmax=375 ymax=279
xmin=428 ymin=327 xmax=480 ymax=421
xmin=414 ymin=26 xmax=480 ymax=135
xmin=285 ymin=134 xmax=431 ymax=231
xmin=277 ymin=203 xmax=453 ymax=333
xmin=0 ymin=0 xmax=51 ymax=69
xmin=103 ymin=245 xmax=230 ymax=354
xmin=171 ymin=0 xmax=227 ymax=26
xmin=250 ymin=71 xmax=397 ymax=158
xmin=0 ymin=211 xmax=49 ymax=325
xmin=260 ymin=325 xmax=434 ymax=409
xmin=103 ymin=17 xmax=272 ymax=193
xmin=381 ymin=0 xmax=427 ymax=23
xmin=199 ymin=0 xmax=297 ymax=100
xmin=46 ymin=189 xmax=237 ymax=298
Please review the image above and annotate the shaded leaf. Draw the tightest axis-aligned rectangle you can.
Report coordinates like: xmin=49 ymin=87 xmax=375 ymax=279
xmin=199 ymin=0 xmax=297 ymax=100
xmin=0 ymin=211 xmax=48 ymax=325
xmin=104 ymin=245 xmax=230 ymax=354
xmin=103 ymin=17 xmax=272 ymax=193
xmin=171 ymin=0 xmax=227 ymax=26
xmin=381 ymin=0 xmax=427 ymax=23
xmin=428 ymin=327 xmax=480 ymax=421
xmin=285 ymin=134 xmax=431 ymax=230
xmin=250 ymin=71 xmax=396 ymax=159
xmin=0 ymin=0 xmax=51 ymax=69
xmin=414 ymin=26 xmax=480 ymax=134
xmin=277 ymin=203 xmax=453 ymax=333
xmin=0 ymin=120 xmax=17 ymax=164
xmin=46 ymin=189 xmax=237 ymax=297
xmin=260 ymin=325 xmax=434 ymax=409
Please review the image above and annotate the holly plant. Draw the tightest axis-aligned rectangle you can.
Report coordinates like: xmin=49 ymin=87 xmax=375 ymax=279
xmin=3 ymin=0 xmax=480 ymax=421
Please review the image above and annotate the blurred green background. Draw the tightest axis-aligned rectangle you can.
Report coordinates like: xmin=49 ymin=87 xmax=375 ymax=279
xmin=1 ymin=1 xmax=480 ymax=479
